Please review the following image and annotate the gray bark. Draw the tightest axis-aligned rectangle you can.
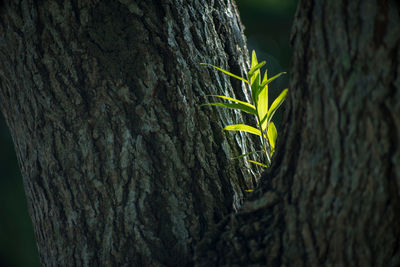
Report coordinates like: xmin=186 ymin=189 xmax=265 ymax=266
xmin=0 ymin=0 xmax=260 ymax=266
xmin=195 ymin=0 xmax=400 ymax=266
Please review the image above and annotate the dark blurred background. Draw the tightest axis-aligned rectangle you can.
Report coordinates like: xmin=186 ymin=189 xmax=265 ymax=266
xmin=0 ymin=1 xmax=297 ymax=266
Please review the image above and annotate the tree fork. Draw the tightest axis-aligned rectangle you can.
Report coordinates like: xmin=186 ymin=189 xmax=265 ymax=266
xmin=195 ymin=0 xmax=400 ymax=265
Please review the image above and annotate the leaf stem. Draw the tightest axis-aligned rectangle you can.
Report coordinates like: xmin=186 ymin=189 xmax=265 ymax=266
xmin=255 ymin=107 xmax=271 ymax=166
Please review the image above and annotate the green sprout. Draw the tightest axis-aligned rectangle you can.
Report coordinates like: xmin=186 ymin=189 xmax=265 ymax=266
xmin=201 ymin=50 xmax=288 ymax=168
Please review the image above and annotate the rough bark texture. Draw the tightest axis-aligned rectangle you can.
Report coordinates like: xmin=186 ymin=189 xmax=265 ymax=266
xmin=195 ymin=0 xmax=400 ymax=266
xmin=0 ymin=1 xmax=261 ymax=266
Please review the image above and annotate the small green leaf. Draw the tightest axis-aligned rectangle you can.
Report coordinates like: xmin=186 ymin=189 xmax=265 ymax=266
xmin=206 ymin=95 xmax=255 ymax=110
xmin=248 ymin=160 xmax=268 ymax=168
xmin=266 ymin=88 xmax=288 ymax=125
xmin=257 ymin=88 xmax=268 ymax=131
xmin=200 ymin=63 xmax=249 ymax=84
xmin=231 ymin=150 xmax=265 ymax=160
xmin=261 ymin=69 xmax=268 ymax=85
xmin=201 ymin=102 xmax=256 ymax=115
xmin=267 ymin=122 xmax=277 ymax=150
xmin=250 ymin=73 xmax=261 ymax=104
xmin=250 ymin=51 xmax=261 ymax=87
xmin=257 ymin=69 xmax=269 ymax=131
xmin=248 ymin=61 xmax=266 ymax=76
xmin=224 ymin=124 xmax=261 ymax=136
xmin=260 ymin=72 xmax=287 ymax=88
xmin=251 ymin=50 xmax=258 ymax=68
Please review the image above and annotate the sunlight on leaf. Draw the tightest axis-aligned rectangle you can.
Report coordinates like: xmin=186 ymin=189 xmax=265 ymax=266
xmin=250 ymin=72 xmax=261 ymax=104
xmin=206 ymin=95 xmax=256 ymax=110
xmin=200 ymin=63 xmax=249 ymax=84
xmin=249 ymin=51 xmax=261 ymax=87
xmin=248 ymin=61 xmax=266 ymax=76
xmin=224 ymin=124 xmax=262 ymax=136
xmin=251 ymin=50 xmax=258 ymax=68
xmin=248 ymin=160 xmax=268 ymax=168
xmin=267 ymin=121 xmax=277 ymax=151
xmin=202 ymin=102 xmax=256 ymax=115
xmin=260 ymin=72 xmax=287 ymax=88
xmin=257 ymin=69 xmax=269 ymax=131
xmin=267 ymin=88 xmax=288 ymax=125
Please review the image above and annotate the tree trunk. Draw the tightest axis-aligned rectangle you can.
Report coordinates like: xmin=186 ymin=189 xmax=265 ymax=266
xmin=0 ymin=0 xmax=260 ymax=265
xmin=195 ymin=0 xmax=400 ymax=266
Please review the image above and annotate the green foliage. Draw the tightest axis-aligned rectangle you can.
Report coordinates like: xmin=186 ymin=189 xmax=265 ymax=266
xmin=201 ymin=50 xmax=288 ymax=168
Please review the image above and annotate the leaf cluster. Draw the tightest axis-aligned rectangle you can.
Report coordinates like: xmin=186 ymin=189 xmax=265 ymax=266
xmin=201 ymin=51 xmax=288 ymax=168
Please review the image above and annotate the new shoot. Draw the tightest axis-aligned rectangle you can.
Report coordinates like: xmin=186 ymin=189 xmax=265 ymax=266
xmin=201 ymin=50 xmax=288 ymax=168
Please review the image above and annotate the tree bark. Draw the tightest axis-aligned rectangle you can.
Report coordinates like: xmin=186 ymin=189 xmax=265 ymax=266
xmin=0 ymin=0 xmax=260 ymax=266
xmin=195 ymin=0 xmax=400 ymax=266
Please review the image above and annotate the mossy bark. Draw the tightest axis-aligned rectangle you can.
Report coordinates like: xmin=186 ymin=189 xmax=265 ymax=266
xmin=0 ymin=1 xmax=260 ymax=265
xmin=195 ymin=0 xmax=400 ymax=265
